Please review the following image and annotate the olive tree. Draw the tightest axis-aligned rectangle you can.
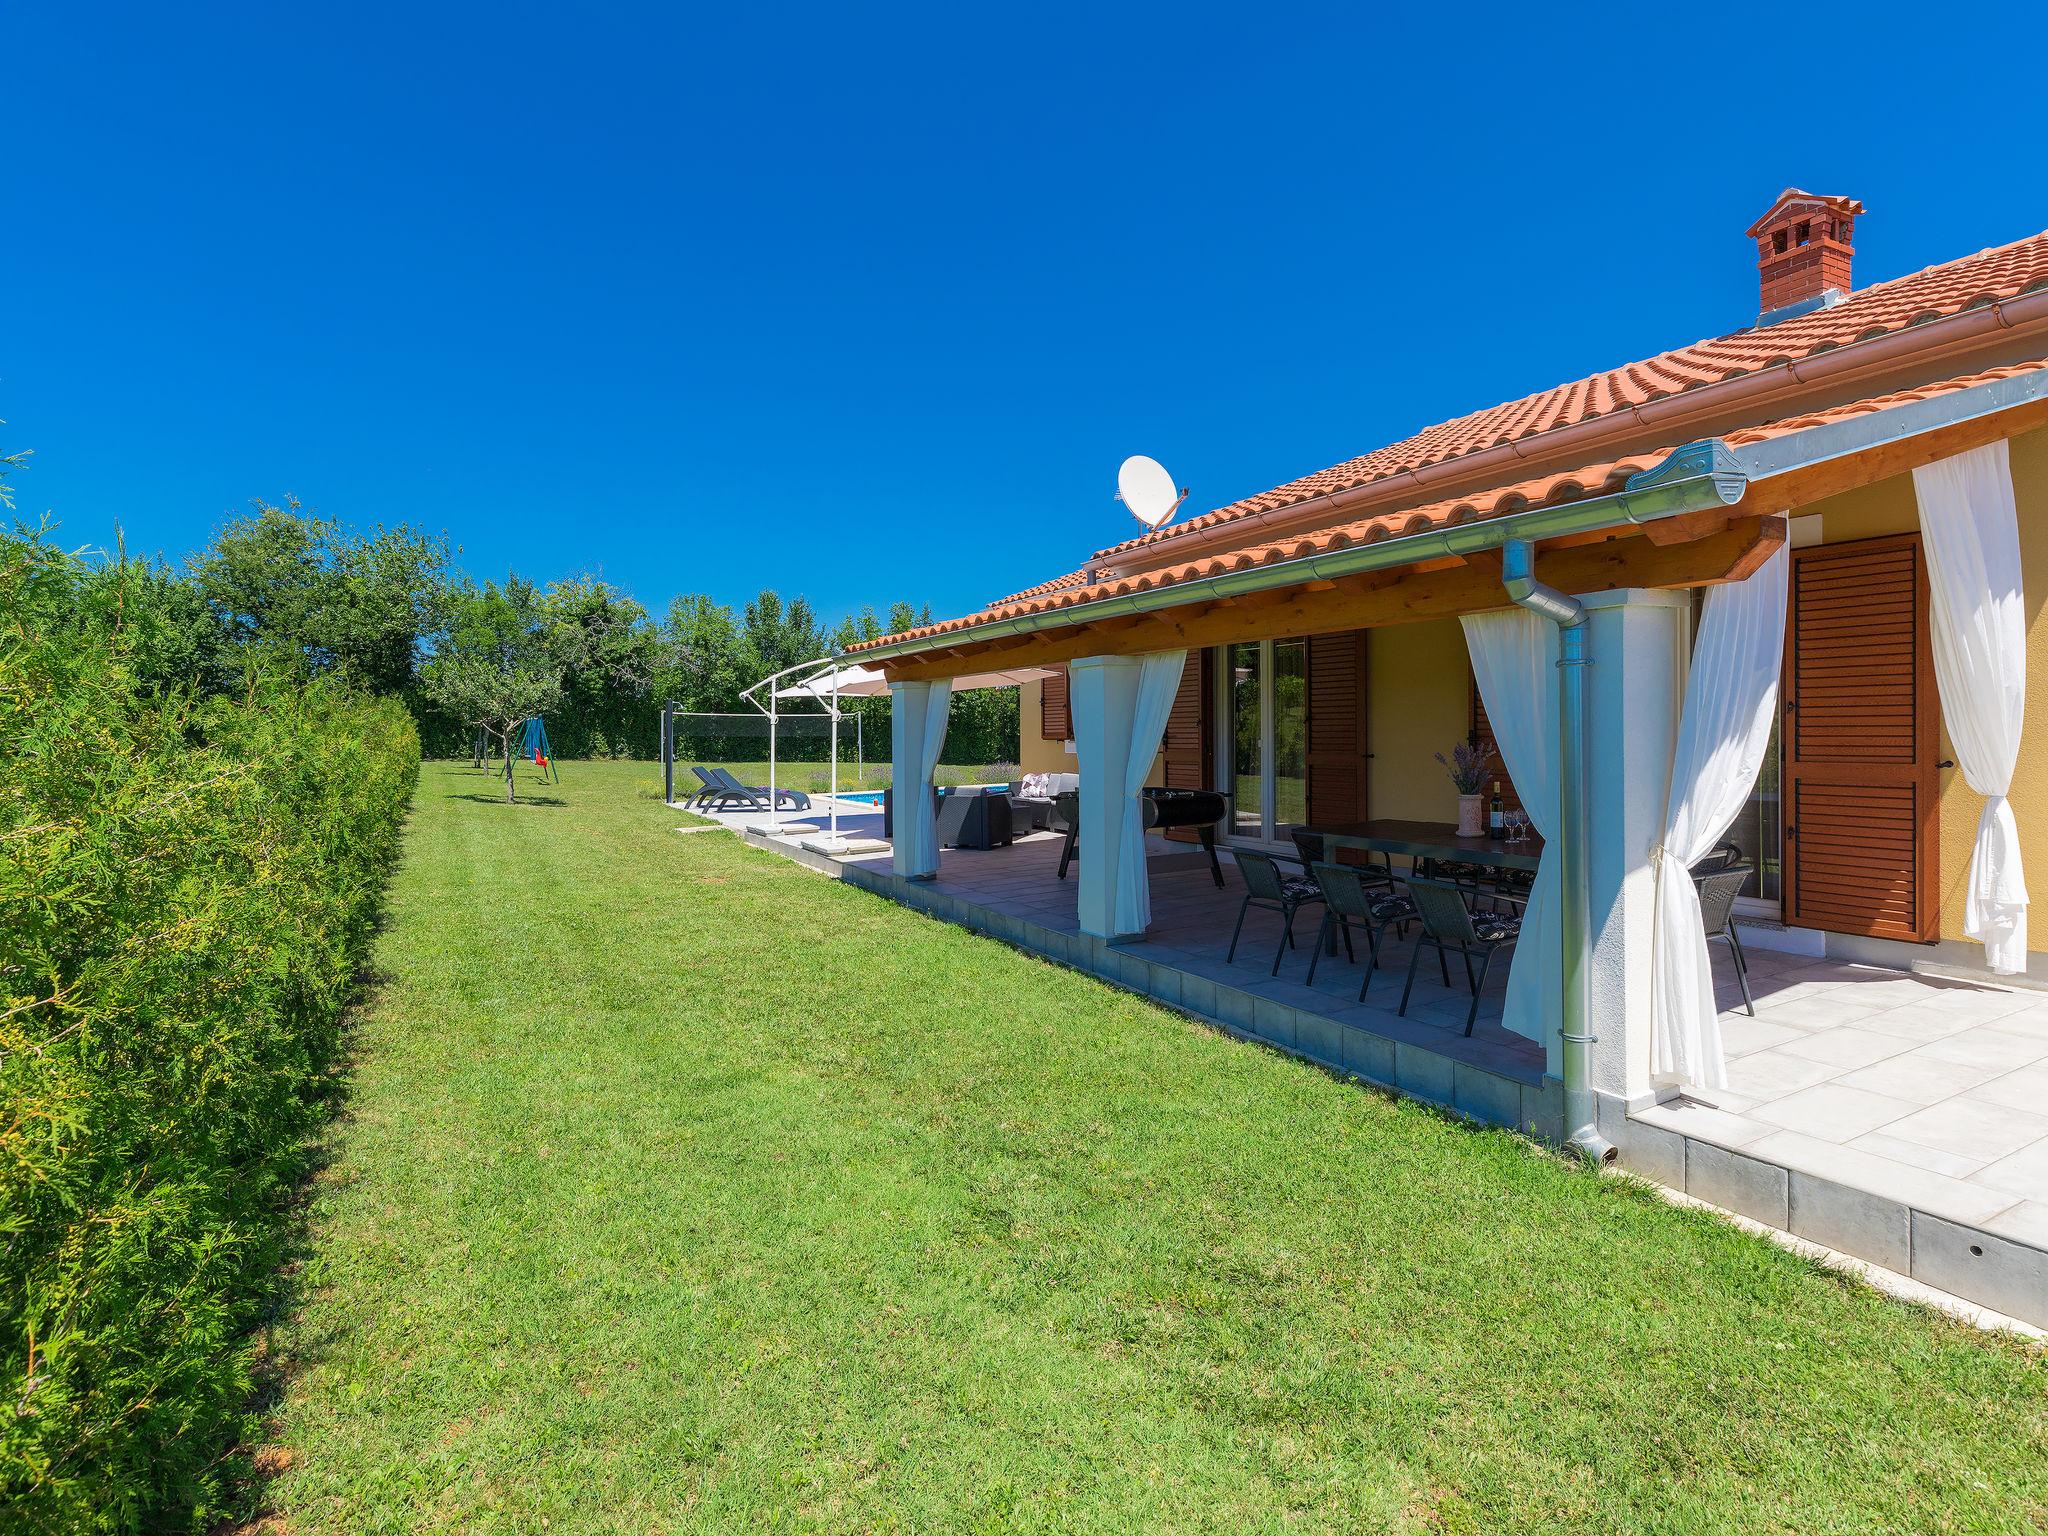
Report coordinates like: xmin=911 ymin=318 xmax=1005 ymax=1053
xmin=423 ymin=583 xmax=564 ymax=802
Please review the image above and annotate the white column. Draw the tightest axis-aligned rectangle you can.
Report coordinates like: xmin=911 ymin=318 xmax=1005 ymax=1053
xmin=1579 ymin=589 xmax=1690 ymax=1105
xmin=889 ymin=679 xmax=950 ymax=879
xmin=1068 ymin=654 xmax=1146 ymax=940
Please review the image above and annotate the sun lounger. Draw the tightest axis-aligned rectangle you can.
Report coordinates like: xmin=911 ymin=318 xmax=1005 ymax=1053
xmin=687 ymin=766 xmax=727 ymax=808
xmin=706 ymin=767 xmax=811 ymax=811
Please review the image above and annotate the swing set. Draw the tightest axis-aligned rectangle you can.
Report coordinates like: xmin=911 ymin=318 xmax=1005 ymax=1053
xmin=471 ymin=718 xmax=561 ymax=787
xmin=519 ymin=717 xmax=561 ymax=784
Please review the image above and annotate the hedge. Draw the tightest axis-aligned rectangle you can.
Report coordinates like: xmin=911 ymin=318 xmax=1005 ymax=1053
xmin=0 ymin=533 xmax=421 ymax=1531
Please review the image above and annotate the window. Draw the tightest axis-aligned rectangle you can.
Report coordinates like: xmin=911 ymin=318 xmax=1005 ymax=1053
xmin=1795 ymin=220 xmax=1811 ymax=246
xmin=1690 ymin=591 xmax=1782 ymax=910
xmin=1215 ymin=638 xmax=1310 ymax=844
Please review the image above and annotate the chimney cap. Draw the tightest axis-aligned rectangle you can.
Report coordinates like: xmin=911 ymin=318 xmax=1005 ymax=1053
xmin=1747 ymin=188 xmax=1866 ymax=240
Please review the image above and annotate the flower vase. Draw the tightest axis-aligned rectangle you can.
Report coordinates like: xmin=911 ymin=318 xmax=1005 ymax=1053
xmin=1456 ymin=794 xmax=1484 ymax=838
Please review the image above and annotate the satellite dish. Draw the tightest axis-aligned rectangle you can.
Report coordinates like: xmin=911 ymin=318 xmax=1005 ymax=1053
xmin=1117 ymin=455 xmax=1186 ymax=531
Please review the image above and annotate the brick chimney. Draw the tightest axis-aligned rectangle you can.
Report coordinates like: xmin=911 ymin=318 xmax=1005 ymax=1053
xmin=1747 ymin=189 xmax=1864 ymax=326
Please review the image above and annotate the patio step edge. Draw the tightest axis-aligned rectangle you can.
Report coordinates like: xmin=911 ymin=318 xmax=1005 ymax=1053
xmin=1605 ymin=1102 xmax=2048 ymax=1328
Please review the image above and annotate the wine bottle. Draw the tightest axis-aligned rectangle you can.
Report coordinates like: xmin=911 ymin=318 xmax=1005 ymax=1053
xmin=1489 ymin=780 xmax=1504 ymax=839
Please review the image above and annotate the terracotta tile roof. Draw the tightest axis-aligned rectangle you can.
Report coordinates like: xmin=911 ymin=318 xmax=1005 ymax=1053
xmin=846 ymin=358 xmax=2048 ymax=654
xmin=1091 ymin=228 xmax=2048 ymax=564
xmin=986 ymin=569 xmax=1089 ymax=608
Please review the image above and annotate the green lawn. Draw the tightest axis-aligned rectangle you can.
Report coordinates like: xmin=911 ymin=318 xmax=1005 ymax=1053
xmin=264 ymin=760 xmax=2047 ymax=1533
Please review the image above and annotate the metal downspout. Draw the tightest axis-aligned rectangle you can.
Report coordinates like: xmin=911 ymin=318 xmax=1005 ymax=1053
xmin=1501 ymin=539 xmax=1616 ymax=1165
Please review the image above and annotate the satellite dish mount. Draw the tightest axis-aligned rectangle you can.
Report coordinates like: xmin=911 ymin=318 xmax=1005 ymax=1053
xmin=1116 ymin=455 xmax=1186 ymax=532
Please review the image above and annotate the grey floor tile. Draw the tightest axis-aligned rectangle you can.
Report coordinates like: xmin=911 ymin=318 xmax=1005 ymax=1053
xmin=1882 ymin=1098 xmax=2048 ymax=1164
xmin=1969 ymin=1060 xmax=2048 ymax=1113
xmin=1774 ymin=1026 xmax=1916 ymax=1071
xmin=1848 ymin=1130 xmax=1985 ymax=1179
xmin=1750 ymin=1083 xmax=1918 ymax=1143
xmin=1854 ymin=1005 xmax=1985 ymax=1044
xmin=1634 ymin=1099 xmax=1775 ymax=1149
xmin=1834 ymin=1053 xmax=2005 ymax=1106
xmin=1723 ymin=1048 xmax=1844 ymax=1102
xmin=1914 ymin=1029 xmax=2048 ymax=1074
xmin=1755 ymin=996 xmax=1886 ymax=1031
xmin=1983 ymin=1199 xmax=2048 ymax=1249
xmin=1967 ymin=1136 xmax=2048 ymax=1202
xmin=1986 ymin=1009 xmax=2048 ymax=1043
xmin=1717 ymin=1014 xmax=1805 ymax=1057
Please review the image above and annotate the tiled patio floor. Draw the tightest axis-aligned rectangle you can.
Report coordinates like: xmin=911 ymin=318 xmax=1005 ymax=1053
xmin=1653 ymin=947 xmax=2048 ymax=1253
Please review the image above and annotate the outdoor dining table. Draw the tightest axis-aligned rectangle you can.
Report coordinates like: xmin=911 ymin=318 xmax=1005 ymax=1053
xmin=1303 ymin=817 xmax=1544 ymax=873
xmin=1299 ymin=818 xmax=1543 ymax=953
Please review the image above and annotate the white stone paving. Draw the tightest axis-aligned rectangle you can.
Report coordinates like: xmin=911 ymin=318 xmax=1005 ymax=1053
xmin=1683 ymin=944 xmax=2048 ymax=1238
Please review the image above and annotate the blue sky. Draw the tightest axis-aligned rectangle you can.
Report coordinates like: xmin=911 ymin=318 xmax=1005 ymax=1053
xmin=8 ymin=3 xmax=2043 ymax=629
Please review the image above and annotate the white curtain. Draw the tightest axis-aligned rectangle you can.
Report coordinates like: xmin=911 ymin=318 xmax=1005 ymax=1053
xmin=1914 ymin=441 xmax=2029 ymax=973
xmin=1650 ymin=544 xmax=1790 ymax=1089
xmin=1460 ymin=611 xmax=1559 ymax=1044
xmin=889 ymin=679 xmax=952 ymax=879
xmin=1116 ymin=650 xmax=1189 ymax=936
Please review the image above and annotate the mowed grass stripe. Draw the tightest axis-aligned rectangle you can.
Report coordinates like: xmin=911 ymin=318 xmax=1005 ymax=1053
xmin=268 ymin=761 xmax=2048 ymax=1535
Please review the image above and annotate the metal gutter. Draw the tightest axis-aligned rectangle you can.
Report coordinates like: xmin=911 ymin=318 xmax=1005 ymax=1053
xmin=854 ymin=440 xmax=1749 ymax=666
xmin=1724 ymin=359 xmax=2048 ymax=482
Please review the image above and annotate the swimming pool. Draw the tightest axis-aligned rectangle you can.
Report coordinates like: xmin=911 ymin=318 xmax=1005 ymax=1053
xmin=835 ymin=785 xmax=1010 ymax=806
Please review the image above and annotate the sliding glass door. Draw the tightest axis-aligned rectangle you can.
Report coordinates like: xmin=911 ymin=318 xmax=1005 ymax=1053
xmin=1216 ymin=638 xmax=1309 ymax=845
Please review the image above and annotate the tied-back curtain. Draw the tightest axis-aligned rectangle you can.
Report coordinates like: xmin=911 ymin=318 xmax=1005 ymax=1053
xmin=1460 ymin=611 xmax=1559 ymax=1044
xmin=1650 ymin=543 xmax=1789 ymax=1089
xmin=1117 ymin=651 xmax=1189 ymax=935
xmin=1914 ymin=441 xmax=2029 ymax=974
xmin=889 ymin=679 xmax=952 ymax=878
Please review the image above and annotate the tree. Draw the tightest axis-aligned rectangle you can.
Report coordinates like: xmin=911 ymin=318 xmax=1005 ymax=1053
xmin=189 ymin=499 xmax=452 ymax=695
xmin=886 ymin=600 xmax=932 ymax=636
xmin=740 ymin=589 xmax=826 ymax=684
xmin=658 ymin=593 xmax=748 ymax=712
xmin=542 ymin=578 xmax=659 ymax=756
xmin=423 ymin=582 xmax=564 ymax=801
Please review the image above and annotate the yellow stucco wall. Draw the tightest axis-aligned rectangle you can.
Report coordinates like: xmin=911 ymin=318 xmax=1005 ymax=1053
xmin=1017 ymin=679 xmax=1070 ymax=774
xmin=1806 ymin=421 xmax=2048 ymax=951
xmin=1015 ymin=677 xmax=1162 ymax=784
xmin=1364 ymin=618 xmax=1473 ymax=823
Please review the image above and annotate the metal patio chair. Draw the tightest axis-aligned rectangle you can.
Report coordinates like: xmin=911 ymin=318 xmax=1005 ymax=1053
xmin=1291 ymin=829 xmax=1398 ymax=888
xmin=1305 ymin=861 xmax=1419 ymax=1002
xmin=1054 ymin=790 xmax=1081 ymax=877
xmin=1225 ymin=848 xmax=1325 ymax=976
xmin=1690 ymin=840 xmax=1747 ymax=876
xmin=1398 ymin=875 xmax=1521 ymax=1036
xmin=1693 ymin=864 xmax=1757 ymax=1016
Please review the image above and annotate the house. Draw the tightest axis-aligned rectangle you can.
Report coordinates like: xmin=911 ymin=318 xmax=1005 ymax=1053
xmin=826 ymin=191 xmax=2048 ymax=1319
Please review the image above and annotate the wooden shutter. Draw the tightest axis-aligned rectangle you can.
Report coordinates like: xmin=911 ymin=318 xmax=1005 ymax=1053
xmin=1039 ymin=666 xmax=1071 ymax=740
xmin=1469 ymin=681 xmax=1522 ymax=816
xmin=1783 ymin=533 xmax=1940 ymax=941
xmin=1306 ymin=630 xmax=1370 ymax=825
xmin=1160 ymin=651 xmax=1212 ymax=841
